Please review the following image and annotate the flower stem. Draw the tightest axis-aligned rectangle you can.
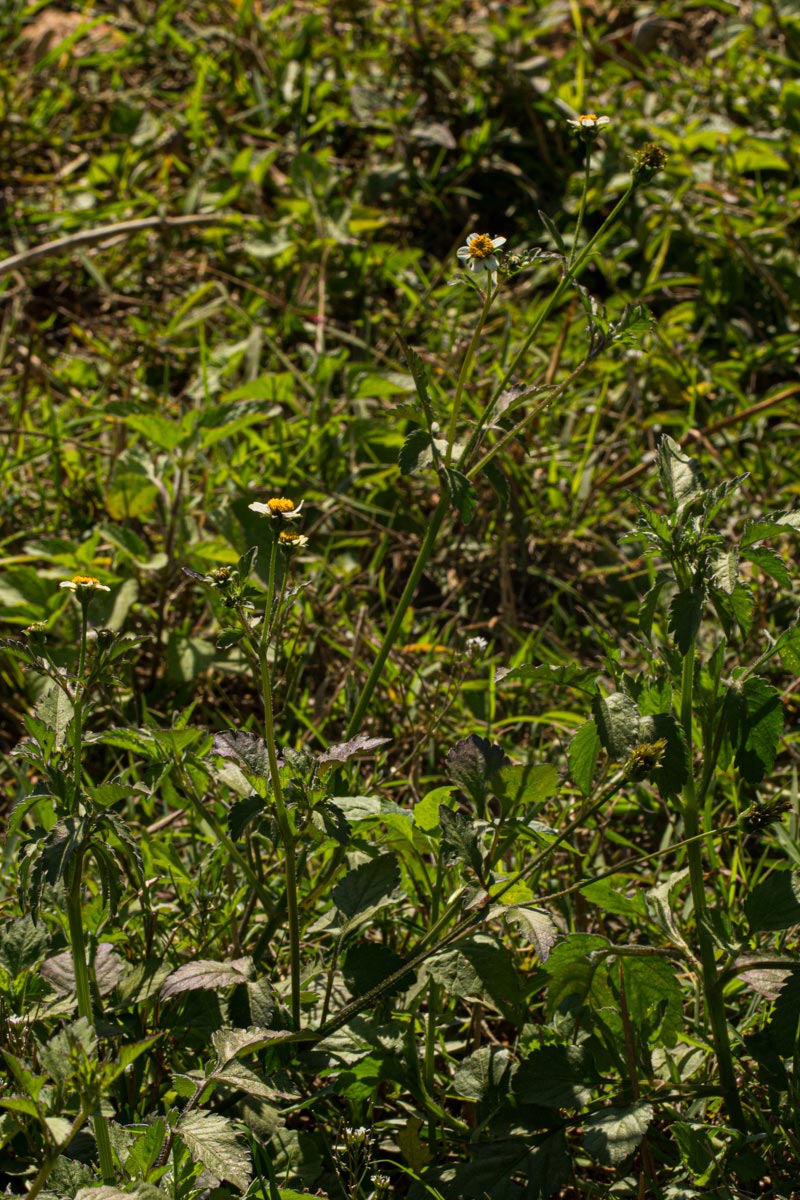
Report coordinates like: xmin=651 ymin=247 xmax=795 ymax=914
xmin=679 ymin=642 xmax=746 ymax=1130
xmin=569 ymin=144 xmax=593 ymax=269
xmin=66 ymin=851 xmax=115 ymax=1182
xmin=345 ymin=491 xmax=449 ymax=738
xmin=259 ymin=535 xmax=301 ymax=1029
xmin=444 ymin=280 xmax=495 ymax=466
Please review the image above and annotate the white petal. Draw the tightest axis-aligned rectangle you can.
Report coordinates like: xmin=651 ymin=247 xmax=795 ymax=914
xmin=248 ymin=501 xmax=272 ymax=514
xmin=491 ymin=237 xmax=506 ymax=249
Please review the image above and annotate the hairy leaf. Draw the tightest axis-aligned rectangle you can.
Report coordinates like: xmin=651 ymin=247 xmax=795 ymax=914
xmin=331 ymin=853 xmax=401 ymax=922
xmin=568 ymin=719 xmax=601 ymax=796
xmin=583 ymin=1101 xmax=653 ymax=1166
xmin=161 ymin=958 xmax=253 ymax=1000
xmin=445 ymin=734 xmax=509 ymax=809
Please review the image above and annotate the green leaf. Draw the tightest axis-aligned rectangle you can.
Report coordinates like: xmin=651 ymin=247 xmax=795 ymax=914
xmin=726 ymin=675 xmax=784 ymax=784
xmin=742 ymin=545 xmax=792 ymax=588
xmin=543 ymin=934 xmax=613 ymax=1018
xmin=658 ymin=435 xmax=706 ymax=512
xmin=580 ymin=877 xmax=645 ymax=919
xmin=453 ymin=1045 xmax=513 ymax=1104
xmin=124 ymin=413 xmax=187 ymax=451
xmin=639 ymin=575 xmax=669 ymax=641
xmin=568 ymin=719 xmax=601 ymax=796
xmin=638 ymin=711 xmax=688 ymax=797
xmin=668 ymin=587 xmax=703 ymax=656
xmin=710 ymin=581 xmax=754 ymax=638
xmin=413 ymin=786 xmax=455 ymax=833
xmin=538 ymin=208 xmax=567 ymax=256
xmin=331 ymin=853 xmax=401 ymax=922
xmin=621 ymin=956 xmax=683 ymax=1047
xmin=740 ymin=511 xmax=800 ymax=547
xmin=709 ymin=548 xmax=738 ymax=594
xmin=125 ymin=1117 xmax=168 ymax=1177
xmin=592 ymin=692 xmax=639 ymax=760
xmin=212 ymin=1026 xmax=277 ymax=1067
xmin=398 ymin=428 xmax=432 ymax=476
xmin=440 ymin=466 xmax=477 ymax=524
xmin=36 ymin=685 xmax=74 ymax=748
xmin=745 ymin=871 xmax=800 ymax=932
xmin=482 ymin=458 xmax=509 ymax=507
xmin=503 ymin=906 xmax=558 ymax=961
xmin=513 ymin=1043 xmax=595 ymax=1108
xmin=160 ymin=958 xmax=254 ymax=1000
xmin=0 ymin=915 xmax=50 ymax=977
xmin=176 ymin=1111 xmax=252 ymax=1191
xmin=499 ymin=663 xmax=596 ymax=690
xmin=446 ymin=734 xmax=509 ymax=809
xmin=774 ymin=624 xmax=800 ymax=673
xmin=645 ymin=870 xmax=692 ymax=954
xmin=438 ymin=806 xmax=484 ymax=875
xmin=88 ymin=782 xmax=135 ymax=808
xmin=27 ymin=817 xmax=91 ymax=920
xmin=489 ymin=763 xmax=559 ymax=815
xmin=213 ymin=731 xmax=270 ymax=778
xmin=583 ymin=1101 xmax=653 ymax=1166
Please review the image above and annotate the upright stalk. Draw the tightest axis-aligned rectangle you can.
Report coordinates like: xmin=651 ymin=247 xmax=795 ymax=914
xmin=258 ymin=536 xmax=301 ymax=1029
xmin=679 ymin=641 xmax=746 ymax=1130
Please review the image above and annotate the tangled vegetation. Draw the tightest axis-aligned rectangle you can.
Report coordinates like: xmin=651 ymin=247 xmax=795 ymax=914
xmin=2 ymin=3 xmax=800 ymax=1198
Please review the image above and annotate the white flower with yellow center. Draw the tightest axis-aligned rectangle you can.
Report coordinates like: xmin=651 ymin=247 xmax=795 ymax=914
xmin=59 ymin=574 xmax=111 ymax=593
xmin=248 ymin=496 xmax=304 ymax=520
xmin=278 ymin=530 xmax=309 ymax=550
xmin=457 ymin=232 xmax=506 ymax=274
xmin=566 ymin=113 xmax=610 ymax=132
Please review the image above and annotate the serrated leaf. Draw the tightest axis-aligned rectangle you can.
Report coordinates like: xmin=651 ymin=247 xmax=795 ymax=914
xmin=580 ymin=877 xmax=644 ymax=919
xmin=621 ymin=956 xmax=683 ymax=1047
xmin=543 ymin=934 xmax=613 ymax=1017
xmin=212 ymin=1026 xmax=275 ymax=1067
xmin=438 ymin=806 xmax=484 ymax=874
xmin=212 ymin=1060 xmax=278 ymax=1100
xmin=668 ymin=587 xmax=703 ymax=656
xmin=742 ymin=545 xmax=792 ymax=588
xmin=445 ymin=734 xmax=509 ymax=809
xmin=489 ymin=763 xmax=558 ymax=814
xmin=538 ymin=208 xmax=567 ymax=256
xmin=498 ymin=662 xmax=596 ymax=690
xmin=440 ymin=466 xmax=477 ymax=524
xmin=583 ymin=1101 xmax=653 ymax=1166
xmin=745 ymin=871 xmax=800 ymax=932
xmin=36 ymin=685 xmax=74 ymax=748
xmin=645 ymin=870 xmax=691 ymax=954
xmin=776 ymin=624 xmax=800 ymax=673
xmin=726 ymin=675 xmax=783 ymax=784
xmin=0 ymin=915 xmax=50 ymax=976
xmin=568 ymin=719 xmax=601 ymax=796
xmin=710 ymin=549 xmax=738 ymax=594
xmin=658 ymin=435 xmax=706 ymax=512
xmin=639 ymin=576 xmax=669 ymax=641
xmin=331 ymin=853 xmax=400 ymax=922
xmin=413 ymin=786 xmax=455 ymax=833
xmin=482 ymin=458 xmax=509 ymax=507
xmin=453 ymin=1046 xmax=513 ymax=1103
xmin=213 ymin=731 xmax=270 ymax=778
xmin=228 ymin=795 xmax=265 ymax=840
xmin=399 ymin=428 xmax=432 ymax=476
xmin=741 ymin=511 xmax=800 ymax=548
xmin=217 ymin=629 xmax=245 ymax=651
xmin=176 ymin=1111 xmax=251 ymax=1191
xmin=513 ymin=1044 xmax=594 ymax=1107
xmin=318 ymin=734 xmax=391 ymax=765
xmin=592 ymin=692 xmax=639 ymax=760
xmin=160 ymin=958 xmax=253 ymax=1000
xmin=638 ymin=711 xmax=688 ymax=797
xmin=88 ymin=782 xmax=135 ymax=808
xmin=504 ymin=906 xmax=558 ymax=961
xmin=236 ymin=545 xmax=258 ymax=584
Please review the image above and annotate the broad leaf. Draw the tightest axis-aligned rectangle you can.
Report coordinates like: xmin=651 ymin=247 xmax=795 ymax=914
xmin=318 ymin=735 xmax=391 ymax=765
xmin=513 ymin=1043 xmax=595 ymax=1108
xmin=568 ymin=719 xmax=601 ymax=796
xmin=504 ymin=906 xmax=559 ymax=962
xmin=440 ymin=466 xmax=477 ymax=524
xmin=438 ymin=806 xmax=484 ymax=875
xmin=445 ymin=734 xmax=509 ymax=809
xmin=726 ymin=675 xmax=783 ymax=784
xmin=583 ymin=1101 xmax=653 ymax=1166
xmin=36 ymin=685 xmax=74 ymax=748
xmin=745 ymin=871 xmax=800 ymax=932
xmin=398 ymin=428 xmax=432 ymax=476
xmin=161 ymin=958 xmax=253 ymax=999
xmin=331 ymin=853 xmax=400 ymax=922
xmin=668 ymin=587 xmax=703 ymax=656
xmin=176 ymin=1111 xmax=251 ymax=1191
xmin=213 ymin=731 xmax=271 ymax=778
xmin=658 ymin=435 xmax=706 ymax=512
xmin=592 ymin=692 xmax=639 ymax=760
xmin=489 ymin=763 xmax=558 ymax=814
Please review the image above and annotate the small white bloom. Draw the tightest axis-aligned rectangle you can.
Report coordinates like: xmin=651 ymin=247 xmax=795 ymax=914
xmin=465 ymin=635 xmax=489 ymax=657
xmin=248 ymin=496 xmax=304 ymax=520
xmin=457 ymin=232 xmax=507 ymax=274
xmin=59 ymin=575 xmax=111 ymax=593
xmin=278 ymin=531 xmax=309 ymax=550
xmin=566 ymin=113 xmax=610 ymax=132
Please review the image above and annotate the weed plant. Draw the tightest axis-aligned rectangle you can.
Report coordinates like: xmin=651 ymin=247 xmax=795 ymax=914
xmin=2 ymin=3 xmax=800 ymax=1199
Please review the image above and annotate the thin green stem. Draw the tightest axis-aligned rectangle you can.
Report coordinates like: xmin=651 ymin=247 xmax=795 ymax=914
xmin=569 ymin=144 xmax=593 ymax=269
xmin=458 ymin=180 xmax=636 ymax=475
xmin=72 ymin=603 xmax=89 ymax=799
xmin=258 ymin=535 xmax=301 ymax=1029
xmin=444 ymin=280 xmax=495 ymax=466
xmin=346 ymin=492 xmax=449 ymax=738
xmin=66 ymin=853 xmax=115 ymax=1182
xmin=679 ymin=643 xmax=746 ymax=1130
